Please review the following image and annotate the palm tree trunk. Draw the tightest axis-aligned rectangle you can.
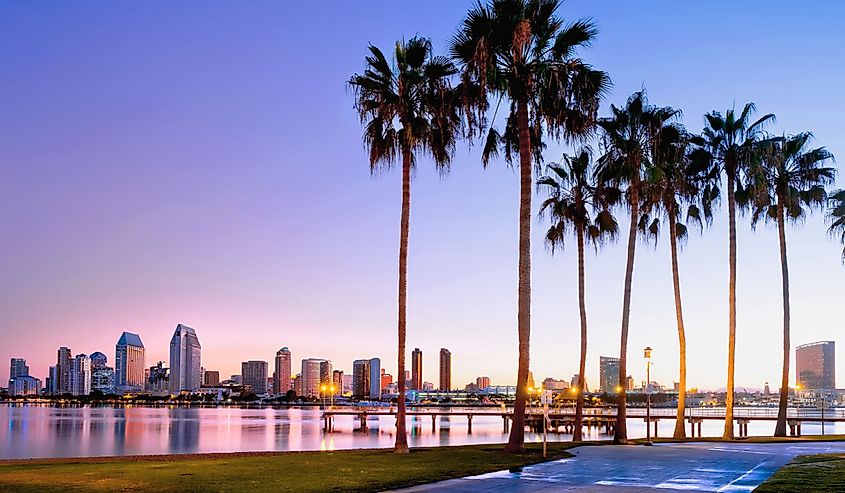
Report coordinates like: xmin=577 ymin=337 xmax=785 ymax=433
xmin=774 ymin=200 xmax=791 ymax=437
xmin=723 ymin=169 xmax=737 ymax=439
xmin=505 ymin=98 xmax=532 ymax=454
xmin=668 ymin=206 xmax=687 ymax=439
xmin=614 ymin=175 xmax=639 ymax=444
xmin=394 ymin=147 xmax=411 ymax=454
xmin=574 ymin=226 xmax=587 ymax=442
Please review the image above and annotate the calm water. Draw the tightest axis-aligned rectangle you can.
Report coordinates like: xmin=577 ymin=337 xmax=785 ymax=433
xmin=1 ymin=404 xmax=843 ymax=459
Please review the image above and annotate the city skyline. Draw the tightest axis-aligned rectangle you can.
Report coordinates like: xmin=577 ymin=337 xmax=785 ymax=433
xmin=1 ymin=1 xmax=844 ymax=392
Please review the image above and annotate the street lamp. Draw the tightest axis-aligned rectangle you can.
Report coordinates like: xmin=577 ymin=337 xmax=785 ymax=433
xmin=644 ymin=347 xmax=653 ymax=446
xmin=320 ymin=384 xmax=327 ymax=409
xmin=329 ymin=385 xmax=336 ymax=410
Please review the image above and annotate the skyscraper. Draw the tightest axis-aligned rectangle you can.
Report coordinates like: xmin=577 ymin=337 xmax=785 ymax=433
xmin=300 ymin=359 xmax=324 ymax=398
xmin=411 ymin=348 xmax=422 ymax=390
xmin=203 ymin=370 xmax=220 ymax=387
xmin=241 ymin=360 xmax=269 ymax=394
xmin=89 ymin=352 xmax=114 ymax=393
xmin=8 ymin=358 xmax=31 ymax=395
xmin=115 ymin=332 xmax=145 ymax=392
xmin=599 ymin=356 xmax=620 ymax=393
xmin=89 ymin=352 xmax=108 ymax=369
xmin=169 ymin=324 xmax=202 ymax=393
xmin=368 ymin=358 xmax=381 ymax=399
xmin=796 ymin=341 xmax=836 ymax=390
xmin=273 ymin=347 xmax=292 ymax=395
xmin=332 ymin=370 xmax=343 ymax=395
xmin=352 ymin=359 xmax=371 ymax=398
xmin=476 ymin=376 xmax=490 ymax=389
xmin=319 ymin=360 xmax=333 ymax=387
xmin=439 ymin=348 xmax=451 ymax=391
xmin=57 ymin=347 xmax=72 ymax=394
xmin=69 ymin=354 xmax=91 ymax=396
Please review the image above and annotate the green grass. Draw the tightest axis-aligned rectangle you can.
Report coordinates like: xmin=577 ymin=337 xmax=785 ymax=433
xmin=755 ymin=453 xmax=845 ymax=492
xmin=0 ymin=443 xmax=574 ymax=493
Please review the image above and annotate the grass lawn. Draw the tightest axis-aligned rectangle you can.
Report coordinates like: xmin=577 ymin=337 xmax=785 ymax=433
xmin=0 ymin=442 xmax=574 ymax=493
xmin=755 ymin=453 xmax=845 ymax=492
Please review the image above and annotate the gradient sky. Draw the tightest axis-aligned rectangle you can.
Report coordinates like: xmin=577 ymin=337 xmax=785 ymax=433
xmin=2 ymin=1 xmax=844 ymax=391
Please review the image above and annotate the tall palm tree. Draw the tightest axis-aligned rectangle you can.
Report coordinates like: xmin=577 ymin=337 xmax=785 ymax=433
xmin=639 ymin=125 xmax=716 ymax=438
xmin=746 ymin=133 xmax=835 ymax=437
xmin=451 ymin=0 xmax=609 ymax=453
xmin=701 ymin=103 xmax=773 ymax=439
xmin=348 ymin=37 xmax=460 ymax=453
xmin=828 ymin=189 xmax=845 ymax=259
xmin=537 ymin=148 xmax=619 ymax=442
xmin=596 ymin=91 xmax=680 ymax=444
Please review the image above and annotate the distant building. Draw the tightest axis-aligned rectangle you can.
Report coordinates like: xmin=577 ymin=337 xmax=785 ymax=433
xmin=203 ymin=370 xmax=220 ymax=387
xmin=115 ymin=332 xmax=146 ymax=392
xmin=422 ymin=381 xmax=434 ymax=391
xmin=465 ymin=382 xmax=480 ymax=393
xmin=300 ymin=359 xmax=325 ymax=398
xmin=9 ymin=358 xmax=28 ymax=380
xmin=341 ymin=374 xmax=353 ymax=395
xmin=46 ymin=366 xmax=59 ymax=395
xmin=626 ymin=375 xmax=635 ymax=391
xmin=293 ymin=373 xmax=303 ymax=395
xmin=242 ymin=360 xmax=269 ymax=394
xmin=9 ymin=376 xmax=41 ymax=396
xmin=319 ymin=360 xmax=333 ymax=388
xmin=380 ymin=370 xmax=393 ymax=391
xmin=411 ymin=348 xmax=422 ymax=390
xmin=69 ymin=354 xmax=91 ymax=396
xmin=332 ymin=370 xmax=343 ymax=395
xmin=476 ymin=376 xmax=491 ymax=390
xmin=169 ymin=324 xmax=202 ymax=393
xmin=527 ymin=371 xmax=535 ymax=389
xmin=89 ymin=352 xmax=108 ymax=369
xmin=147 ymin=361 xmax=170 ymax=393
xmin=273 ymin=347 xmax=292 ymax=395
xmin=542 ymin=377 xmax=568 ymax=391
xmin=796 ymin=341 xmax=836 ymax=390
xmin=230 ymin=374 xmax=242 ymax=385
xmin=352 ymin=358 xmax=381 ymax=399
xmin=599 ymin=356 xmax=620 ymax=393
xmin=570 ymin=374 xmax=587 ymax=392
xmin=57 ymin=347 xmax=72 ymax=394
xmin=439 ymin=348 xmax=451 ymax=391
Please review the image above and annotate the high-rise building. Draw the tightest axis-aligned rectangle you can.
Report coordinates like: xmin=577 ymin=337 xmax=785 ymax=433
xmin=115 ymin=332 xmax=146 ymax=392
xmin=368 ymin=358 xmax=381 ymax=398
xmin=293 ymin=373 xmax=303 ymax=395
xmin=439 ymin=348 xmax=451 ymax=391
xmin=242 ymin=360 xmax=269 ymax=394
xmin=9 ymin=376 xmax=40 ymax=396
xmin=411 ymin=348 xmax=422 ymax=390
xmin=342 ymin=374 xmax=353 ymax=395
xmin=46 ymin=366 xmax=59 ymax=395
xmin=543 ymin=377 xmax=569 ymax=390
xmin=89 ymin=352 xmax=108 ymax=369
xmin=476 ymin=376 xmax=491 ymax=389
xmin=599 ymin=356 xmax=620 ymax=393
xmin=273 ymin=347 xmax=292 ymax=395
xmin=169 ymin=324 xmax=202 ymax=393
xmin=9 ymin=358 xmax=29 ymax=380
xmin=300 ymin=359 xmax=325 ymax=398
xmin=332 ymin=370 xmax=343 ymax=395
xmin=203 ymin=370 xmax=220 ymax=387
xmin=626 ymin=375 xmax=635 ymax=391
xmin=319 ymin=360 xmax=333 ymax=387
xmin=69 ymin=354 xmax=91 ymax=396
xmin=352 ymin=359 xmax=371 ymax=398
xmin=796 ymin=341 xmax=836 ymax=390
xmin=380 ymin=370 xmax=393 ymax=391
xmin=146 ymin=362 xmax=169 ymax=392
xmin=570 ymin=374 xmax=587 ymax=392
xmin=57 ymin=347 xmax=72 ymax=394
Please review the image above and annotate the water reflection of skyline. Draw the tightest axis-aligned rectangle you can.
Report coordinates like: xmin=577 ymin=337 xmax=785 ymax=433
xmin=2 ymin=404 xmax=842 ymax=460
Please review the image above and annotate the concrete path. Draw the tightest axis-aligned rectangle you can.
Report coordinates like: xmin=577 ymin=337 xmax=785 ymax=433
xmin=395 ymin=441 xmax=845 ymax=492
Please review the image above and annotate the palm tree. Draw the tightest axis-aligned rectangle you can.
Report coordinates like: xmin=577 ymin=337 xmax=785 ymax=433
xmin=639 ymin=125 xmax=716 ymax=438
xmin=537 ymin=148 xmax=619 ymax=442
xmin=348 ymin=37 xmax=460 ymax=453
xmin=746 ymin=133 xmax=835 ymax=437
xmin=451 ymin=0 xmax=609 ymax=453
xmin=701 ymin=103 xmax=773 ymax=439
xmin=596 ymin=91 xmax=680 ymax=444
xmin=828 ymin=189 xmax=845 ymax=259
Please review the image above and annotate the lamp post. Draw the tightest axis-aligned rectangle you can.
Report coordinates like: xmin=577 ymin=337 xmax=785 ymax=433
xmin=320 ymin=384 xmax=327 ymax=409
xmin=644 ymin=346 xmax=653 ymax=446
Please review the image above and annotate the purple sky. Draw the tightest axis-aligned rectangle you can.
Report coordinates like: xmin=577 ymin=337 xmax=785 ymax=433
xmin=1 ymin=1 xmax=843 ymax=391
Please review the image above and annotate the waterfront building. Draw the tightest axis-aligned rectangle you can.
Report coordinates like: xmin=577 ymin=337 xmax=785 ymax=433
xmin=273 ymin=347 xmax=292 ymax=395
xmin=9 ymin=375 xmax=41 ymax=396
xmin=46 ymin=366 xmax=58 ymax=394
xmin=351 ymin=358 xmax=381 ymax=399
xmin=599 ymin=356 xmax=620 ymax=392
xmin=169 ymin=324 xmax=202 ymax=393
xmin=570 ymin=374 xmax=588 ymax=392
xmin=89 ymin=352 xmax=108 ymax=369
xmin=115 ymin=332 xmax=146 ymax=392
xmin=411 ymin=348 xmax=422 ymax=390
xmin=527 ymin=371 xmax=535 ymax=389
xmin=203 ymin=370 xmax=220 ymax=387
xmin=147 ymin=361 xmax=170 ymax=393
xmin=293 ymin=373 xmax=303 ymax=395
xmin=300 ymin=359 xmax=325 ymax=398
xmin=542 ymin=377 xmax=569 ymax=391
xmin=796 ymin=341 xmax=836 ymax=390
xmin=369 ymin=358 xmax=381 ymax=398
xmin=242 ymin=360 xmax=269 ymax=394
xmin=476 ymin=376 xmax=491 ymax=390
xmin=57 ymin=346 xmax=72 ymax=394
xmin=439 ymin=348 xmax=451 ymax=391
xmin=91 ymin=366 xmax=114 ymax=394
xmin=341 ymin=374 xmax=353 ymax=395
xmin=69 ymin=354 xmax=91 ymax=396
xmin=230 ymin=374 xmax=242 ymax=384
xmin=319 ymin=360 xmax=333 ymax=388
xmin=380 ymin=370 xmax=392 ymax=391
xmin=9 ymin=358 xmax=28 ymax=380
xmin=332 ymin=370 xmax=343 ymax=395
xmin=422 ymin=381 xmax=434 ymax=391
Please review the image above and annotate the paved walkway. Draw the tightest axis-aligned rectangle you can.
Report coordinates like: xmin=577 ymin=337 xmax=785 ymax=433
xmin=395 ymin=441 xmax=845 ymax=492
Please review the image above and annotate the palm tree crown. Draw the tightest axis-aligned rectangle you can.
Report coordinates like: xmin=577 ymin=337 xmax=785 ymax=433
xmin=828 ymin=189 xmax=845 ymax=260
xmin=349 ymin=37 xmax=461 ymax=172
